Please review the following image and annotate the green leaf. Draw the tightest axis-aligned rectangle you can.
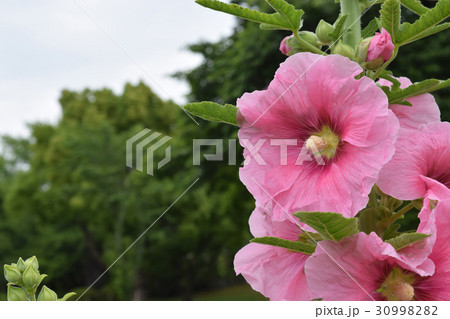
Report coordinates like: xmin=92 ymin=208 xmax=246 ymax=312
xmin=259 ymin=23 xmax=293 ymax=31
xmin=183 ymin=102 xmax=238 ymax=126
xmin=195 ymin=0 xmax=296 ymax=31
xmin=382 ymin=224 xmax=401 ymax=241
xmin=401 ymin=0 xmax=430 ymax=15
xmin=386 ymin=232 xmax=431 ymax=250
xmin=385 ymin=78 xmax=450 ymax=105
xmin=358 ymin=208 xmax=380 ymax=235
xmin=265 ymin=0 xmax=304 ymax=31
xmin=294 ymin=212 xmax=359 ymax=241
xmin=59 ymin=292 xmax=77 ymax=301
xmin=328 ymin=14 xmax=348 ymax=41
xmin=251 ymin=236 xmax=316 ymax=255
xmin=361 ymin=19 xmax=380 ymax=38
xmin=397 ymin=0 xmax=450 ymax=46
xmin=403 ymin=22 xmax=450 ymax=45
xmin=378 ymin=71 xmax=402 ymax=90
xmin=380 ymin=0 xmax=401 ymax=42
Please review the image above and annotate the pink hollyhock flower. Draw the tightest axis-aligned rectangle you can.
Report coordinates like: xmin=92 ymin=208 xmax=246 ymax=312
xmin=366 ymin=28 xmax=395 ymax=62
xmin=378 ymin=77 xmax=440 ymax=130
xmin=279 ymin=35 xmax=293 ymax=56
xmin=378 ymin=122 xmax=450 ymax=201
xmin=305 ymin=198 xmax=450 ymax=301
xmin=234 ymin=202 xmax=312 ymax=300
xmin=237 ymin=53 xmax=399 ymax=220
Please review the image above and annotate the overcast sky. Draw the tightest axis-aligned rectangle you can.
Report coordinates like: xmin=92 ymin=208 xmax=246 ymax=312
xmin=0 ymin=0 xmax=235 ymax=137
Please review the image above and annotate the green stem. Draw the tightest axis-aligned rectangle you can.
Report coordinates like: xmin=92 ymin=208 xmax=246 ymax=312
xmin=340 ymin=0 xmax=361 ymax=47
xmin=26 ymin=289 xmax=36 ymax=301
xmin=371 ymin=46 xmax=399 ymax=80
xmin=390 ymin=203 xmax=415 ymax=224
xmin=380 ymin=192 xmax=387 ymax=207
xmin=293 ymin=30 xmax=325 ymax=55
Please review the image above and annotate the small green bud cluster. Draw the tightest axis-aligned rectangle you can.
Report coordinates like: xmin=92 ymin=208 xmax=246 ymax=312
xmin=313 ymin=18 xmax=356 ymax=60
xmin=4 ymin=256 xmax=76 ymax=301
xmin=282 ymin=32 xmax=322 ymax=56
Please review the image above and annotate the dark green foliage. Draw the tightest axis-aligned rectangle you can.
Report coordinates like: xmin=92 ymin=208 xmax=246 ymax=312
xmin=0 ymin=81 xmax=254 ymax=300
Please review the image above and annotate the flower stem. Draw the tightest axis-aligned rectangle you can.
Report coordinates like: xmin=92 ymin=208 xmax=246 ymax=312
xmin=26 ymin=289 xmax=36 ymax=301
xmin=340 ymin=0 xmax=361 ymax=47
xmin=390 ymin=203 xmax=415 ymax=224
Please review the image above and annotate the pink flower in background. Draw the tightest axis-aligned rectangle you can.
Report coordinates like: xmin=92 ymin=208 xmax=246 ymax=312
xmin=279 ymin=35 xmax=293 ymax=55
xmin=378 ymin=122 xmax=450 ymax=201
xmin=366 ymin=28 xmax=395 ymax=62
xmin=234 ymin=202 xmax=312 ymax=300
xmin=305 ymin=198 xmax=450 ymax=301
xmin=378 ymin=77 xmax=440 ymax=130
xmin=237 ymin=53 xmax=399 ymax=220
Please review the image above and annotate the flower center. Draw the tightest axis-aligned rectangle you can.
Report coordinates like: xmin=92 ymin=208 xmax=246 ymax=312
xmin=377 ymin=267 xmax=416 ymax=301
xmin=428 ymin=167 xmax=450 ymax=189
xmin=305 ymin=126 xmax=340 ymax=159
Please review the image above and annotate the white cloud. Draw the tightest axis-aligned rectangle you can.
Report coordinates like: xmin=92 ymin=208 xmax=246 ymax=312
xmin=0 ymin=0 xmax=235 ymax=137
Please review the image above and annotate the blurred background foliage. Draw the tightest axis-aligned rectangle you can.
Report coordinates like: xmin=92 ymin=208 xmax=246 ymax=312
xmin=0 ymin=0 xmax=448 ymax=300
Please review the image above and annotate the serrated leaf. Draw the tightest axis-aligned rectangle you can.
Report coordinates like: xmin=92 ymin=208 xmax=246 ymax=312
xmin=396 ymin=100 xmax=413 ymax=106
xmin=380 ymin=0 xmax=401 ymax=42
xmin=379 ymin=71 xmax=402 ymax=90
xmin=362 ymin=19 xmax=380 ymax=38
xmin=328 ymin=14 xmax=348 ymax=41
xmin=358 ymin=208 xmax=380 ymax=235
xmin=386 ymin=232 xmax=431 ymax=250
xmin=430 ymin=78 xmax=450 ymax=93
xmin=251 ymin=236 xmax=316 ymax=254
xmin=265 ymin=0 xmax=304 ymax=31
xmin=401 ymin=0 xmax=430 ymax=15
xmin=259 ymin=23 xmax=289 ymax=30
xmin=375 ymin=17 xmax=383 ymax=30
xmin=407 ymin=22 xmax=450 ymax=44
xmin=196 ymin=0 xmax=294 ymax=31
xmin=183 ymin=102 xmax=238 ymax=126
xmin=294 ymin=212 xmax=359 ymax=241
xmin=386 ymin=78 xmax=450 ymax=104
xmin=397 ymin=0 xmax=450 ymax=46
xmin=383 ymin=224 xmax=401 ymax=240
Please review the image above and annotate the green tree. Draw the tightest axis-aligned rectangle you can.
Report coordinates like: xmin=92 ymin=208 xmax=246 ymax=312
xmin=1 ymin=81 xmax=254 ymax=300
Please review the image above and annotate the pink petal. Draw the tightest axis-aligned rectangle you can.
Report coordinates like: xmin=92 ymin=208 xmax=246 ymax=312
xmin=378 ymin=77 xmax=440 ymax=130
xmin=234 ymin=243 xmax=310 ymax=300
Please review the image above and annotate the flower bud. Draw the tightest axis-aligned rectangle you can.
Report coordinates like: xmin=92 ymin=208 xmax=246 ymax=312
xmin=279 ymin=35 xmax=293 ymax=56
xmin=22 ymin=264 xmax=41 ymax=289
xmin=4 ymin=265 xmax=22 ymax=284
xmin=38 ymin=285 xmax=58 ymax=301
xmin=296 ymin=31 xmax=321 ymax=48
xmin=332 ymin=41 xmax=355 ymax=59
xmin=358 ymin=28 xmax=394 ymax=69
xmin=357 ymin=37 xmax=371 ymax=63
xmin=17 ymin=257 xmax=26 ymax=273
xmin=316 ymin=20 xmax=334 ymax=44
xmin=367 ymin=28 xmax=394 ymax=62
xmin=24 ymin=256 xmax=39 ymax=270
xmin=7 ymin=285 xmax=28 ymax=301
xmin=282 ymin=32 xmax=322 ymax=56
